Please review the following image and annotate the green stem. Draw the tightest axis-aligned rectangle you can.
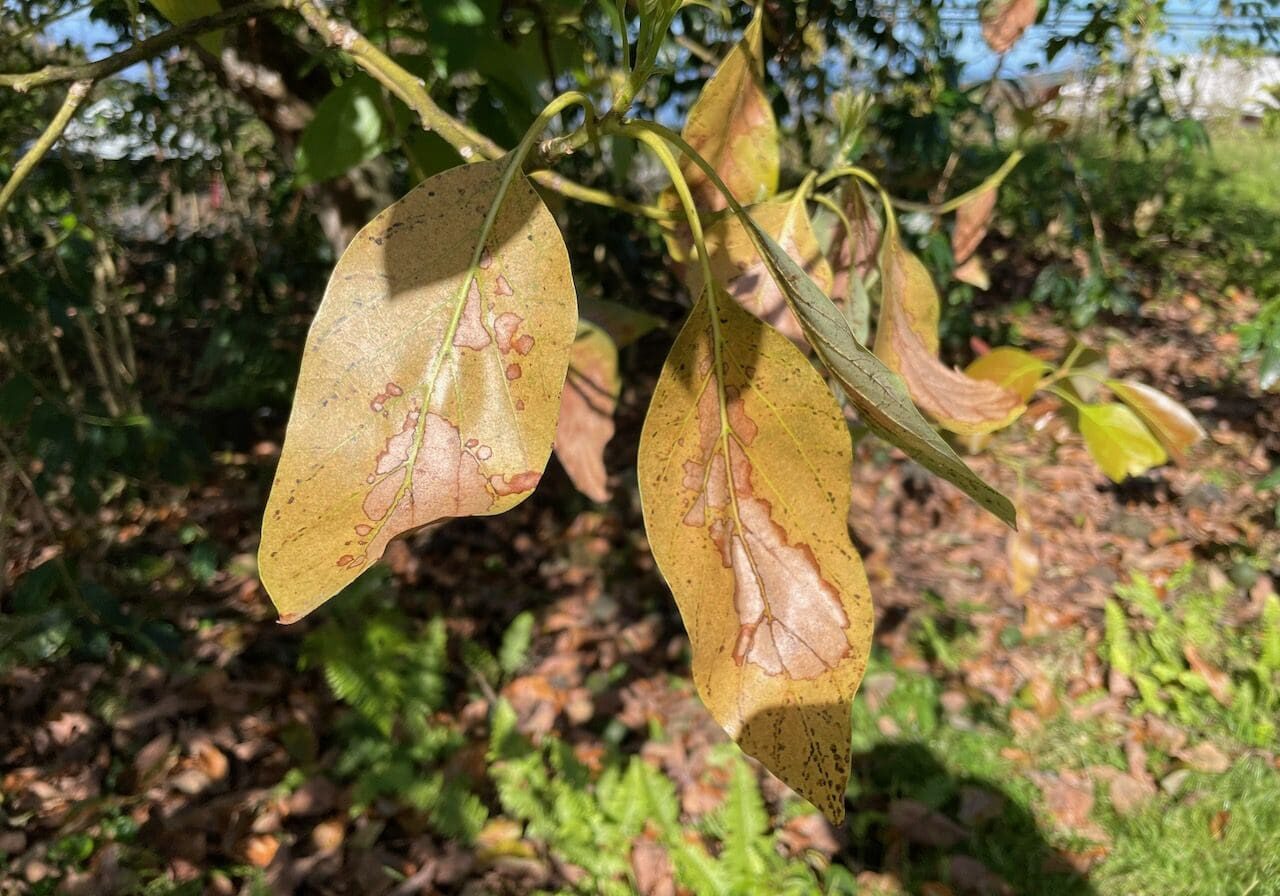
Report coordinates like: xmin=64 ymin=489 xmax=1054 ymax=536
xmin=0 ymin=81 xmax=91 ymax=216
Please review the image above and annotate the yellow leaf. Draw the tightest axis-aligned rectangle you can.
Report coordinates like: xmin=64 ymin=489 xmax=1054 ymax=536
xmin=1106 ymin=379 xmax=1205 ymax=465
xmin=671 ymin=7 xmax=778 ymax=213
xmin=697 ymin=193 xmax=834 ymax=347
xmin=1078 ymin=403 xmax=1168 ymax=483
xmin=260 ymin=158 xmax=577 ymax=620
xmin=553 ymin=322 xmax=620 ymax=503
xmin=638 ymin=289 xmax=873 ymax=823
xmin=952 ymin=186 xmax=997 ymax=264
xmin=150 ymin=0 xmax=224 ymax=56
xmin=874 ymin=234 xmax=1024 ymax=434
xmin=965 ymin=347 xmax=1051 ymax=402
xmin=980 ymin=0 xmax=1039 ymax=54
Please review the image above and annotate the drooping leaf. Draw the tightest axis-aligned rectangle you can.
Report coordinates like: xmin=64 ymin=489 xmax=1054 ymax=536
xmin=735 ymin=216 xmax=1016 ymax=527
xmin=553 ymin=322 xmax=620 ymax=503
xmin=672 ymin=7 xmax=778 ymax=212
xmin=873 ymin=233 xmax=1024 ymax=435
xmin=1107 ymin=379 xmax=1205 ymax=464
xmin=638 ymin=289 xmax=873 ymax=823
xmin=980 ymin=0 xmax=1039 ymax=53
xmin=698 ymin=193 xmax=834 ymax=347
xmin=828 ymin=182 xmax=882 ymax=305
xmin=965 ymin=346 xmax=1051 ymax=402
xmin=150 ymin=0 xmax=224 ymax=55
xmin=578 ymin=297 xmax=662 ymax=348
xmin=261 ymin=158 xmax=577 ymax=620
xmin=953 ymin=255 xmax=991 ymax=290
xmin=295 ymin=75 xmax=390 ymax=187
xmin=1077 ymin=403 xmax=1168 ymax=483
xmin=952 ymin=187 xmax=997 ymax=264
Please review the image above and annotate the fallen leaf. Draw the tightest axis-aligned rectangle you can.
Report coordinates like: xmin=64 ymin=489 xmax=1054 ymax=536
xmin=1178 ymin=742 xmax=1231 ymax=774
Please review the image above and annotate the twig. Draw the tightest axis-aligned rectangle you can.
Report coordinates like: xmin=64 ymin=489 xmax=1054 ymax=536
xmin=0 ymin=1 xmax=283 ymax=90
xmin=0 ymin=81 xmax=91 ymax=216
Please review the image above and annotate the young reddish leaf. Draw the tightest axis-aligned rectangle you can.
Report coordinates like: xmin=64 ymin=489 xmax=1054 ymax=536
xmin=553 ymin=322 xmax=620 ymax=503
xmin=260 ymin=158 xmax=577 ymax=621
xmin=952 ymin=187 xmax=997 ymax=264
xmin=736 ymin=217 xmax=1016 ymax=527
xmin=1077 ymin=403 xmax=1168 ymax=483
xmin=981 ymin=0 xmax=1039 ymax=53
xmin=965 ymin=346 xmax=1051 ymax=402
xmin=697 ymin=193 xmax=834 ymax=347
xmin=874 ymin=234 xmax=1024 ymax=435
xmin=828 ymin=182 xmax=882 ymax=305
xmin=638 ymin=289 xmax=873 ymax=823
xmin=672 ymin=7 xmax=778 ymax=212
xmin=954 ymin=255 xmax=991 ymax=290
xmin=1106 ymin=379 xmax=1205 ymax=464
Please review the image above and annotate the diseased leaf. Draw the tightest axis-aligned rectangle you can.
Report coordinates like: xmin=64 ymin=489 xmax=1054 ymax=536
xmin=874 ymin=233 xmax=1024 ymax=435
xmin=150 ymin=0 xmax=224 ymax=55
xmin=698 ymin=193 xmax=834 ymax=347
xmin=672 ymin=7 xmax=778 ymax=212
xmin=261 ymin=158 xmax=577 ymax=620
xmin=553 ymin=322 xmax=620 ymax=503
xmin=1107 ymin=379 xmax=1205 ymax=464
xmin=981 ymin=0 xmax=1039 ymax=53
xmin=1078 ymin=403 xmax=1167 ymax=483
xmin=638 ymin=289 xmax=873 ymax=823
xmin=952 ymin=187 xmax=997 ymax=264
xmin=732 ymin=213 xmax=1017 ymax=527
xmin=965 ymin=347 xmax=1050 ymax=402
xmin=953 ymin=255 xmax=991 ymax=290
xmin=829 ymin=182 xmax=882 ymax=305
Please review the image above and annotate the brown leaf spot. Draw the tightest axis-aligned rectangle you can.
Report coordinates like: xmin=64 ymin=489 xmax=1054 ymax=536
xmin=681 ymin=384 xmax=850 ymax=679
xmin=495 ymin=312 xmax=524 ymax=353
xmin=506 ymin=362 xmax=522 ymax=381
xmin=490 ymin=470 xmax=541 ymax=496
xmin=354 ymin=524 xmax=372 ymax=537
xmin=495 ymin=275 xmax=514 ymax=296
xmin=385 ymin=382 xmax=403 ymax=397
xmin=453 ymin=280 xmax=491 ymax=350
xmin=478 ymin=247 xmax=493 ymax=269
xmin=336 ymin=554 xmax=354 ymax=567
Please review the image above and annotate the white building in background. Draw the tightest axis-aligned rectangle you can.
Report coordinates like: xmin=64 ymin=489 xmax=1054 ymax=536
xmin=1058 ymin=53 xmax=1280 ymax=119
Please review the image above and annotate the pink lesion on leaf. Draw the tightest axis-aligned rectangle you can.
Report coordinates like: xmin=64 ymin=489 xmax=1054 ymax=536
xmin=494 ymin=275 xmax=514 ymax=296
xmin=680 ymin=382 xmax=850 ymax=680
xmin=453 ymin=279 xmax=491 ymax=351
xmin=368 ymin=381 xmax=405 ymax=414
xmin=494 ymin=312 xmax=534 ymax=356
xmin=490 ymin=470 xmax=541 ymax=497
xmin=505 ymin=362 xmax=522 ymax=381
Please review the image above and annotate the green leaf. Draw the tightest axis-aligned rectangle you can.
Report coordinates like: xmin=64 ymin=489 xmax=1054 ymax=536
xmin=295 ymin=75 xmax=390 ymax=186
xmin=738 ymin=219 xmax=1017 ymax=527
xmin=1077 ymin=402 xmax=1168 ymax=483
xmin=149 ymin=0 xmax=223 ymax=55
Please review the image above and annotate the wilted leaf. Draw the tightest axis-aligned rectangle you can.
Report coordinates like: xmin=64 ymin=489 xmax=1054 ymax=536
xmin=1077 ymin=403 xmax=1167 ymax=483
xmin=965 ymin=347 xmax=1050 ymax=402
xmin=1107 ymin=379 xmax=1205 ymax=464
xmin=638 ymin=289 xmax=873 ymax=823
xmin=954 ymin=255 xmax=991 ymax=290
xmin=295 ymin=75 xmax=390 ymax=186
xmin=874 ymin=233 xmax=1024 ymax=435
xmin=698 ymin=193 xmax=834 ymax=346
xmin=736 ymin=217 xmax=1016 ymax=527
xmin=829 ymin=182 xmax=881 ymax=305
xmin=672 ymin=7 xmax=778 ymax=212
xmin=952 ymin=187 xmax=997 ymax=264
xmin=981 ymin=0 xmax=1039 ymax=53
xmin=261 ymin=158 xmax=577 ymax=620
xmin=151 ymin=0 xmax=224 ymax=55
xmin=554 ymin=322 xmax=620 ymax=502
